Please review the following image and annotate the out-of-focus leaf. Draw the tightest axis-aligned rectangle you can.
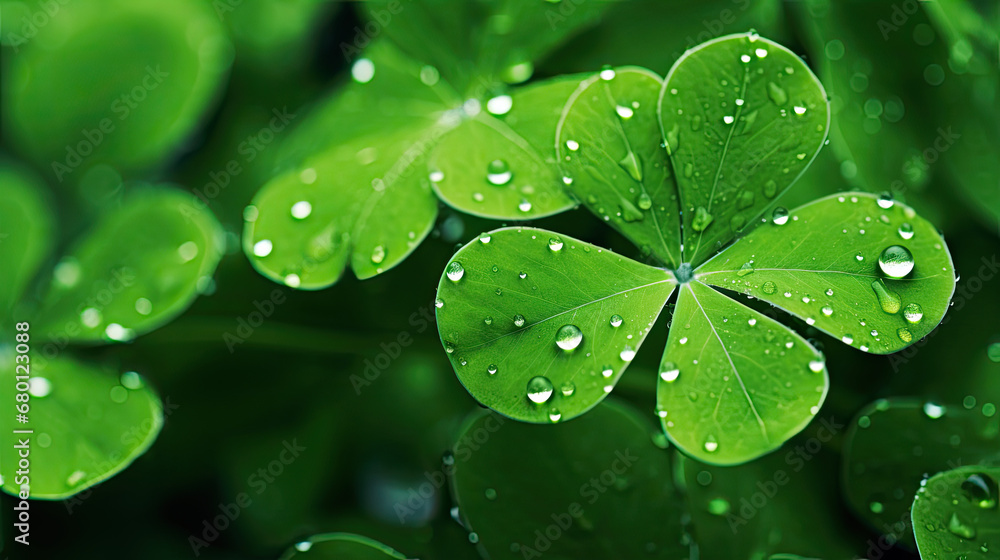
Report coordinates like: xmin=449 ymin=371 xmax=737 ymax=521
xmin=911 ymin=465 xmax=1000 ymax=560
xmin=0 ymin=163 xmax=53 ymax=313
xmin=33 ymin=188 xmax=224 ymax=343
xmin=0 ymin=355 xmax=162 ymax=499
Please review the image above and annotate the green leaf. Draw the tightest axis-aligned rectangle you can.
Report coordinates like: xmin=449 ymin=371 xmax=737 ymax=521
xmin=659 ymin=32 xmax=830 ymax=266
xmin=430 ymin=76 xmax=579 ymax=219
xmin=912 ymin=465 xmax=1000 ymax=559
xmin=362 ymin=0 xmax=608 ymax=95
xmin=2 ymin=0 xmax=230 ymax=176
xmin=245 ymin=42 xmax=456 ymax=288
xmin=435 ymin=227 xmax=676 ymax=424
xmin=842 ymin=398 xmax=1000 ymax=550
xmin=0 ymin=164 xmax=54 ymax=313
xmin=451 ymin=400 xmax=687 ymax=559
xmin=657 ymin=281 xmax=827 ymax=465
xmin=278 ymin=533 xmax=409 ymax=560
xmin=556 ymin=67 xmax=683 ymax=268
xmin=33 ymin=188 xmax=224 ymax=343
xmin=696 ymin=192 xmax=956 ymax=355
xmin=0 ymin=355 xmax=162 ymax=499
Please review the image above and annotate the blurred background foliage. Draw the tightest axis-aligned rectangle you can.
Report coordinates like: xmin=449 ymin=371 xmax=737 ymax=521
xmin=0 ymin=0 xmax=998 ymax=558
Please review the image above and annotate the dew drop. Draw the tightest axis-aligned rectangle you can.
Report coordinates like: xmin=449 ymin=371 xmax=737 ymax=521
xmin=609 ymin=314 xmax=623 ymax=328
xmin=771 ymin=207 xmax=789 ymax=225
xmin=486 ymin=159 xmax=512 ymax=186
xmin=421 ymin=249 xmax=455 ymax=282
xmin=898 ymin=223 xmax=914 ymax=240
xmin=691 ymin=206 xmax=714 ymax=232
xmin=821 ymin=305 xmax=833 ymax=317
xmin=487 ymin=364 xmax=498 ymax=375
xmin=290 ymin=200 xmax=312 ymax=219
xmin=565 ymin=140 xmax=580 ymax=151
xmin=961 ymin=472 xmax=999 ymax=509
xmin=877 ymin=192 xmax=895 ymax=209
xmin=371 ymin=245 xmax=386 ymax=264
xmin=518 ymin=199 xmax=532 ymax=212
xmin=808 ymin=359 xmax=825 ymax=373
xmin=897 ymin=327 xmax=913 ymax=343
xmin=555 ymin=325 xmax=584 ymax=351
xmin=560 ymin=381 xmax=576 ymax=397
xmin=762 ymin=281 xmax=777 ymax=295
xmin=513 ymin=314 xmax=526 ymax=327
xmin=637 ymin=193 xmax=652 ymax=210
xmin=903 ymin=303 xmax=923 ymax=324
xmin=947 ymin=512 xmax=976 ymax=539
xmin=620 ymin=345 xmax=636 ymax=361
xmin=253 ymin=239 xmax=273 ymax=257
xmin=615 ymin=105 xmax=634 ymax=119
xmin=878 ymin=245 xmax=914 ymax=278
xmin=703 ymin=435 xmax=719 ymax=453
xmin=548 ymin=238 xmax=564 ymax=251
xmin=527 ymin=376 xmax=554 ymax=403
xmin=871 ymin=279 xmax=902 ymax=314
xmin=660 ymin=363 xmax=680 ymax=382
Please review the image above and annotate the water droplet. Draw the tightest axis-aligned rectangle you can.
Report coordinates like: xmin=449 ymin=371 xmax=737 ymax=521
xmin=351 ymin=58 xmax=375 ymax=83
xmin=793 ymin=105 xmax=807 ymax=115
xmin=479 ymin=232 xmax=491 ymax=244
xmin=961 ymin=472 xmax=999 ymax=509
xmin=691 ymin=206 xmax=714 ymax=232
xmin=105 ymin=323 xmax=134 ymax=342
xmin=903 ymin=303 xmax=923 ymax=324
xmin=923 ymin=402 xmax=946 ymax=418
xmin=435 ymin=298 xmax=444 ymax=309
xmin=737 ymin=262 xmax=755 ymax=277
xmin=565 ymin=140 xmax=580 ymax=151
xmin=615 ymin=105 xmax=634 ymax=119
xmin=620 ymin=345 xmax=636 ymax=361
xmin=486 ymin=95 xmax=512 ymax=115
xmin=444 ymin=341 xmax=455 ymax=354
xmin=446 ymin=261 xmax=465 ymax=282
xmin=767 ymin=82 xmax=788 ymax=105
xmin=660 ymin=363 xmax=680 ymax=382
xmin=610 ymin=314 xmax=623 ymax=328
xmin=764 ymin=180 xmax=778 ymax=198
xmin=518 ymin=199 xmax=532 ymax=212
xmin=560 ymin=381 xmax=576 ymax=397
xmin=548 ymin=238 xmax=564 ymax=252
xmin=740 ymin=54 xmax=752 ymax=63
xmin=821 ymin=305 xmax=833 ymax=317
xmin=808 ymin=359 xmax=825 ymax=373
xmin=772 ymin=207 xmax=789 ymax=225
xmin=703 ymin=435 xmax=719 ymax=453
xmin=120 ymin=371 xmax=143 ymax=390
xmin=28 ymin=377 xmax=52 ymax=398
xmin=601 ymin=365 xmax=614 ymax=378
xmin=723 ymin=115 xmax=735 ymax=125
xmin=855 ymin=253 xmax=864 ymax=262
xmin=877 ymin=192 xmax=894 ymax=209
xmin=871 ymin=279 xmax=902 ymax=314
xmin=486 ymin=159 xmax=512 ymax=186
xmin=527 ymin=376 xmax=554 ymax=403
xmin=487 ymin=364 xmax=498 ymax=375
xmin=878 ymin=245 xmax=914 ymax=278
xmin=555 ymin=325 xmax=584 ymax=350
xmin=762 ymin=281 xmax=776 ymax=294
xmin=842 ymin=335 xmax=854 ymax=345
xmin=599 ymin=66 xmax=616 ymax=80
xmin=518 ymin=271 xmax=527 ymax=279
xmin=371 ymin=245 xmax=386 ymax=264
xmin=253 ymin=239 xmax=273 ymax=257
xmin=748 ymin=318 xmax=757 ymax=326
xmin=755 ymin=47 xmax=768 ymax=58
xmin=897 ymin=327 xmax=913 ymax=343
xmin=548 ymin=409 xmax=562 ymax=423
xmin=947 ymin=512 xmax=977 ymax=539
xmin=637 ymin=193 xmax=652 ymax=210
xmin=513 ymin=314 xmax=526 ymax=327
xmin=898 ymin=223 xmax=914 ymax=240
xmin=290 ymin=200 xmax=312 ymax=220
xmin=66 ymin=470 xmax=87 ymax=487
xmin=618 ymin=151 xmax=643 ymax=182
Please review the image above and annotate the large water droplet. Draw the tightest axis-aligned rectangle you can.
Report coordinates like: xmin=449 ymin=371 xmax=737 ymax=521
xmin=947 ymin=512 xmax=976 ymax=539
xmin=898 ymin=223 xmax=914 ymax=240
xmin=903 ymin=303 xmax=923 ymax=324
xmin=691 ymin=206 xmax=714 ymax=232
xmin=762 ymin=281 xmax=776 ymax=294
xmin=620 ymin=345 xmax=636 ymax=361
xmin=486 ymin=159 xmax=512 ymax=186
xmin=660 ymin=363 xmax=680 ymax=382
xmin=878 ymin=245 xmax=914 ymax=278
xmin=446 ymin=261 xmax=465 ymax=282
xmin=527 ymin=376 xmax=554 ymax=403
xmin=560 ymin=381 xmax=576 ymax=397
xmin=961 ymin=472 xmax=999 ymax=509
xmin=618 ymin=151 xmax=643 ymax=182
xmin=772 ymin=207 xmax=789 ymax=225
xmin=877 ymin=192 xmax=894 ymax=209
xmin=637 ymin=193 xmax=652 ymax=210
xmin=513 ymin=314 xmax=526 ymax=327
xmin=871 ymin=279 xmax=902 ymax=314
xmin=555 ymin=325 xmax=584 ymax=351
xmin=609 ymin=314 xmax=623 ymax=328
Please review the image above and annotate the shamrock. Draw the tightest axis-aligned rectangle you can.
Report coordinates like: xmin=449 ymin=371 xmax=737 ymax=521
xmin=434 ymin=33 xmax=956 ymax=465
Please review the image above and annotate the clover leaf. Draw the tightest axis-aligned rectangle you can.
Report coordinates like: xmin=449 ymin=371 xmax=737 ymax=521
xmin=243 ymin=2 xmax=609 ymax=289
xmin=0 ymin=166 xmax=223 ymax=498
xmin=436 ymin=33 xmax=956 ymax=465
xmin=449 ymin=400 xmax=687 ymax=559
xmin=911 ymin=465 xmax=1000 ymax=559
xmin=841 ymin=398 xmax=1000 ymax=550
